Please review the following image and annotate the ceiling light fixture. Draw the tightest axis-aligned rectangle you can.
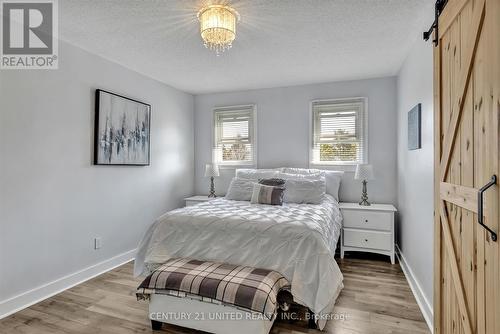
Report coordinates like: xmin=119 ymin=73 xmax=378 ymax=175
xmin=197 ymin=4 xmax=240 ymax=55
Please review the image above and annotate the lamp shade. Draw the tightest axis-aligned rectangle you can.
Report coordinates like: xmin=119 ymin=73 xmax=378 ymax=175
xmin=204 ymin=163 xmax=220 ymax=177
xmin=354 ymin=164 xmax=374 ymax=180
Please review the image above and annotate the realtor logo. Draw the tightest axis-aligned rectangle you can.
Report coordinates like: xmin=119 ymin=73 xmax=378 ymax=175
xmin=1 ymin=0 xmax=58 ymax=69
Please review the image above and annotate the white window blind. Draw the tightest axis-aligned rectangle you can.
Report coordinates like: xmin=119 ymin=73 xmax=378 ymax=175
xmin=213 ymin=105 xmax=256 ymax=165
xmin=311 ymin=98 xmax=367 ymax=165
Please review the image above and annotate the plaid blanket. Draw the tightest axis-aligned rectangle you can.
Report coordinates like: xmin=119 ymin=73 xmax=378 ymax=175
xmin=137 ymin=258 xmax=290 ymax=320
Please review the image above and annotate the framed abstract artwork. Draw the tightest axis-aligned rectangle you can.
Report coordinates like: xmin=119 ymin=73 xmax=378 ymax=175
xmin=94 ymin=89 xmax=151 ymax=165
xmin=408 ymin=103 xmax=421 ymax=150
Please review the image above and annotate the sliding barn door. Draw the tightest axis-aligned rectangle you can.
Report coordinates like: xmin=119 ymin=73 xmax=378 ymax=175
xmin=434 ymin=0 xmax=499 ymax=333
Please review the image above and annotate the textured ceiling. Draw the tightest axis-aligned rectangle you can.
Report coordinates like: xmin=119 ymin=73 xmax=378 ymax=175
xmin=60 ymin=0 xmax=434 ymax=94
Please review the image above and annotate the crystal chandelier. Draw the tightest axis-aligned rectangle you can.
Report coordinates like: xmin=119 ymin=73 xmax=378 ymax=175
xmin=197 ymin=4 xmax=240 ymax=55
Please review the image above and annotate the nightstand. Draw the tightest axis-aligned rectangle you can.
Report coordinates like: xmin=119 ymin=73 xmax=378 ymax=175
xmin=184 ymin=196 xmax=215 ymax=207
xmin=339 ymin=203 xmax=397 ymax=264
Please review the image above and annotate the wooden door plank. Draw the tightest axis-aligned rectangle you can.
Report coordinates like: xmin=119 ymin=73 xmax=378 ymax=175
xmin=435 ymin=7 xmax=453 ymax=334
xmin=440 ymin=0 xmax=486 ymax=182
xmin=482 ymin=1 xmax=499 ymax=332
xmin=472 ymin=6 xmax=487 ymax=331
xmin=475 ymin=42 xmax=486 ymax=334
xmin=439 ymin=202 xmax=473 ymax=334
xmin=458 ymin=4 xmax=476 ymax=323
xmin=447 ymin=21 xmax=464 ymax=333
xmin=440 ymin=182 xmax=479 ymax=212
xmin=433 ymin=29 xmax=443 ymax=334
xmin=489 ymin=0 xmax=500 ymax=331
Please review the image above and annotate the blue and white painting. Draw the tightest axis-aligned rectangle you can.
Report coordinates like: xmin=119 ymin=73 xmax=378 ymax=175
xmin=95 ymin=90 xmax=151 ymax=165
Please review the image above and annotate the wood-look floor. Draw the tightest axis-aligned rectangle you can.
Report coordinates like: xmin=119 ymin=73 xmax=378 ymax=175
xmin=0 ymin=255 xmax=430 ymax=334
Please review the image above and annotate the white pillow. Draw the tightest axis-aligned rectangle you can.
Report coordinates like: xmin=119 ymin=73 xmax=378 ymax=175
xmin=283 ymin=178 xmax=326 ymax=204
xmin=225 ymin=178 xmax=255 ymax=201
xmin=324 ymin=171 xmax=344 ymax=202
xmin=235 ymin=168 xmax=279 ymax=180
xmin=277 ymin=172 xmax=323 ymax=180
xmin=278 ymin=169 xmax=343 ymax=201
xmin=280 ymin=167 xmax=324 ymax=175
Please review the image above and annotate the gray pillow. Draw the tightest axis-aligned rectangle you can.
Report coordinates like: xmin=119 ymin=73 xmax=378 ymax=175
xmin=225 ymin=177 xmax=255 ymax=201
xmin=283 ymin=179 xmax=326 ymax=204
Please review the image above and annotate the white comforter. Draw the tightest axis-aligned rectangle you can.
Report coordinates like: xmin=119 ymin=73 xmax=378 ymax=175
xmin=134 ymin=195 xmax=343 ymax=330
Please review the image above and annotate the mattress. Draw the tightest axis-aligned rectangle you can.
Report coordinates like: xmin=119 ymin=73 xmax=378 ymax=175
xmin=134 ymin=195 xmax=343 ymax=330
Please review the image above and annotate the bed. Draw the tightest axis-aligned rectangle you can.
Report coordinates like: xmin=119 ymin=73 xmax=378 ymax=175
xmin=134 ymin=193 xmax=344 ymax=330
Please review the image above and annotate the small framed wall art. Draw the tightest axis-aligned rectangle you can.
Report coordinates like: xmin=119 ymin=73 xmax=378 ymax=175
xmin=408 ymin=103 xmax=421 ymax=150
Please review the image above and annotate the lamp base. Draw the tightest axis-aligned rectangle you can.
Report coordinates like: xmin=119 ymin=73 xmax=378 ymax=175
xmin=359 ymin=180 xmax=371 ymax=206
xmin=208 ymin=176 xmax=217 ymax=198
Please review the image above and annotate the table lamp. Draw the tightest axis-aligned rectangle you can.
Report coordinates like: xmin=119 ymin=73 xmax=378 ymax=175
xmin=204 ymin=163 xmax=220 ymax=198
xmin=355 ymin=164 xmax=374 ymax=206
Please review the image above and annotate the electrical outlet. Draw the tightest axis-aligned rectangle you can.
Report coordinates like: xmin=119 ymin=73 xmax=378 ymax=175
xmin=94 ymin=237 xmax=102 ymax=250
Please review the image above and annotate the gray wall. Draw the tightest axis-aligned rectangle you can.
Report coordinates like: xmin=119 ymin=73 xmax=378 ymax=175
xmin=194 ymin=77 xmax=398 ymax=204
xmin=396 ymin=37 xmax=434 ymax=308
xmin=0 ymin=41 xmax=194 ymax=303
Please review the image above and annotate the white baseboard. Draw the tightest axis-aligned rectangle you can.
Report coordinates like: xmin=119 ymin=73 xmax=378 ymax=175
xmin=395 ymin=245 xmax=433 ymax=333
xmin=0 ymin=248 xmax=136 ymax=319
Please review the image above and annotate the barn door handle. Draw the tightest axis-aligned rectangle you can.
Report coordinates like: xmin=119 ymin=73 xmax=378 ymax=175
xmin=478 ymin=175 xmax=497 ymax=242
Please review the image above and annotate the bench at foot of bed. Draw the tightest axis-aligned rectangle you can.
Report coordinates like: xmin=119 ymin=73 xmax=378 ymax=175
xmin=137 ymin=258 xmax=291 ymax=334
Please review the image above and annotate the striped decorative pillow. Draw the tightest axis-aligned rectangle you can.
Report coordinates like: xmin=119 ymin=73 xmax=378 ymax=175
xmin=250 ymin=183 xmax=285 ymax=205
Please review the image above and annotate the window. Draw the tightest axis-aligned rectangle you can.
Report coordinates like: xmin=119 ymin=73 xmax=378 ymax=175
xmin=310 ymin=98 xmax=367 ymax=166
xmin=213 ymin=105 xmax=256 ymax=166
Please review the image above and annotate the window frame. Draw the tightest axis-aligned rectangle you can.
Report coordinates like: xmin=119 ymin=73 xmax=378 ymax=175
xmin=309 ymin=97 xmax=368 ymax=170
xmin=212 ymin=104 xmax=257 ymax=168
